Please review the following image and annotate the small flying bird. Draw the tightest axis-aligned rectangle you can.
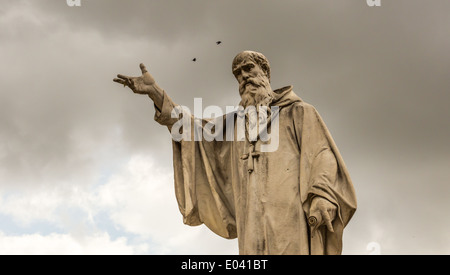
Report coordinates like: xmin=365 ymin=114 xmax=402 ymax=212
xmin=216 ymin=41 xmax=222 ymax=45
xmin=192 ymin=58 xmax=197 ymax=62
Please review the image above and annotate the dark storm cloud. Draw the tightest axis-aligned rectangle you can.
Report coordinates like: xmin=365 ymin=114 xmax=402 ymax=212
xmin=29 ymin=0 xmax=212 ymax=41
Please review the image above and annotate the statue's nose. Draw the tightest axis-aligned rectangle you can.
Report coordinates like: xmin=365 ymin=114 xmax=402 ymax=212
xmin=241 ymin=71 xmax=250 ymax=81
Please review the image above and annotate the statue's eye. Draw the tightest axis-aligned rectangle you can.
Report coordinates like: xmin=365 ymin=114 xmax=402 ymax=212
xmin=243 ymin=64 xmax=254 ymax=71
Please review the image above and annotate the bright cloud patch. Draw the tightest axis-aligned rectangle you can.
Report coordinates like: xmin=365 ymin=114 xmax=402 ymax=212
xmin=0 ymin=154 xmax=238 ymax=254
xmin=0 ymin=231 xmax=147 ymax=255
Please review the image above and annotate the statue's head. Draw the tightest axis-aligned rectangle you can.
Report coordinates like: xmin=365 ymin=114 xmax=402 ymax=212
xmin=232 ymin=51 xmax=271 ymax=83
xmin=232 ymin=51 xmax=274 ymax=108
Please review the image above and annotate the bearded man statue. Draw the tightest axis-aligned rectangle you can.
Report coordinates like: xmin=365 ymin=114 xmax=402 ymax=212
xmin=113 ymin=50 xmax=357 ymax=255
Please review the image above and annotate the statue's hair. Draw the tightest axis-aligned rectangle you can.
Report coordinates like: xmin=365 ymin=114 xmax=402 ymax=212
xmin=232 ymin=51 xmax=271 ymax=82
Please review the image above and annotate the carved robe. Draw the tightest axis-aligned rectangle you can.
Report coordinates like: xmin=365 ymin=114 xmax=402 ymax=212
xmin=154 ymin=86 xmax=357 ymax=255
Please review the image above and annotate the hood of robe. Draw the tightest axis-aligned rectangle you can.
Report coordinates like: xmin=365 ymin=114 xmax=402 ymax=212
xmin=272 ymin=85 xmax=302 ymax=108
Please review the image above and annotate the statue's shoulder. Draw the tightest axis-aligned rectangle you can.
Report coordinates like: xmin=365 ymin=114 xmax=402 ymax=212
xmin=288 ymin=100 xmax=316 ymax=113
xmin=283 ymin=101 xmax=322 ymax=123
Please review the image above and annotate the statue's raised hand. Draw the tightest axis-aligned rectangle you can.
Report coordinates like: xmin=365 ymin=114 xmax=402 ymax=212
xmin=113 ymin=63 xmax=156 ymax=95
xmin=114 ymin=63 xmax=164 ymax=109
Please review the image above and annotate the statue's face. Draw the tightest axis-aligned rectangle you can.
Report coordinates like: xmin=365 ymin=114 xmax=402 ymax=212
xmin=233 ymin=59 xmax=268 ymax=96
xmin=233 ymin=57 xmax=273 ymax=109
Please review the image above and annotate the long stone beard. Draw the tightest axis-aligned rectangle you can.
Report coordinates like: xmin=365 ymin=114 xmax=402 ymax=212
xmin=238 ymin=75 xmax=274 ymax=142
xmin=238 ymin=74 xmax=274 ymax=110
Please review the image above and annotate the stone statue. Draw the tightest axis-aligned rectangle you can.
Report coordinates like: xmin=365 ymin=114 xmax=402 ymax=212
xmin=113 ymin=51 xmax=357 ymax=255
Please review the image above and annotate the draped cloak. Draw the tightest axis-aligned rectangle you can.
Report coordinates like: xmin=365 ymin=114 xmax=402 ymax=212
xmin=153 ymin=85 xmax=357 ymax=255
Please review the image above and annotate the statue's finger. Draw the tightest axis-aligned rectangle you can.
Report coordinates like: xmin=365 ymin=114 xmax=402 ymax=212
xmin=127 ymin=78 xmax=138 ymax=92
xmin=140 ymin=63 xmax=148 ymax=74
xmin=127 ymin=78 xmax=134 ymax=87
xmin=114 ymin=78 xmax=130 ymax=88
xmin=329 ymin=207 xmax=337 ymax=221
xmin=113 ymin=78 xmax=126 ymax=84
xmin=321 ymin=210 xmax=334 ymax=232
xmin=117 ymin=74 xmax=131 ymax=80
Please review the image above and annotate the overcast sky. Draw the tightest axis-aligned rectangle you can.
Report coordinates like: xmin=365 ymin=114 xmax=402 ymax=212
xmin=1 ymin=0 xmax=449 ymax=255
